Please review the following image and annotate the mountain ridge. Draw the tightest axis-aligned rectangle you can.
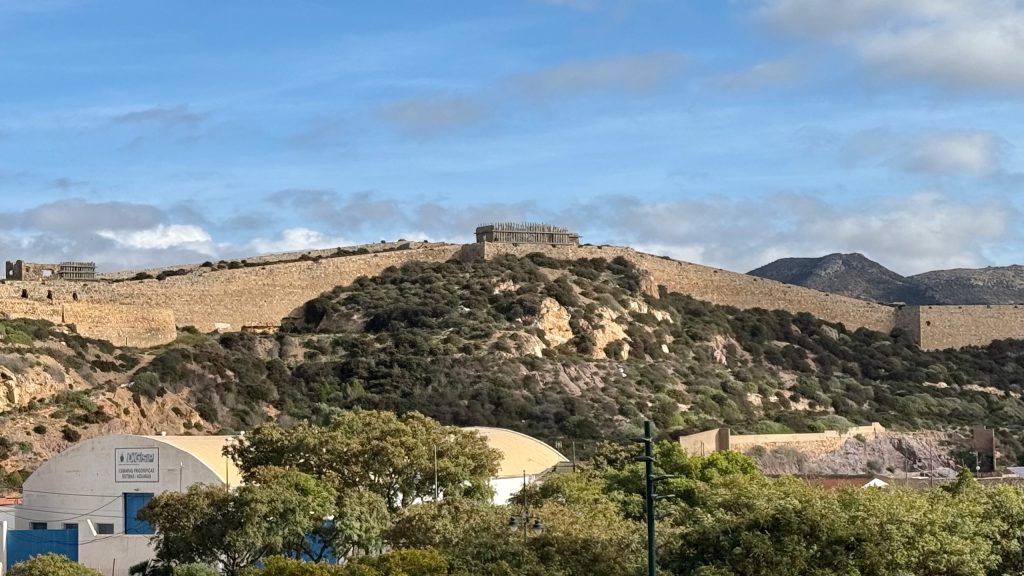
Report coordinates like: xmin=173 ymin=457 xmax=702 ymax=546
xmin=749 ymin=253 xmax=1024 ymax=305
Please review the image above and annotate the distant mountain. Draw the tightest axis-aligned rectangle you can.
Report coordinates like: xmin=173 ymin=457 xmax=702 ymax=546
xmin=911 ymin=265 xmax=1024 ymax=305
xmin=748 ymin=253 xmax=938 ymax=305
xmin=750 ymin=254 xmax=1024 ymax=305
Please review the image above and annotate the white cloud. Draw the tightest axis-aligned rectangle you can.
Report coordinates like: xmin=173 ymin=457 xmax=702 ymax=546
xmin=246 ymin=228 xmax=353 ymax=255
xmin=97 ymin=224 xmax=215 ymax=252
xmin=755 ymin=0 xmax=1024 ymax=92
xmin=844 ymin=129 xmax=1007 ymax=176
xmin=577 ymin=191 xmax=1017 ymax=275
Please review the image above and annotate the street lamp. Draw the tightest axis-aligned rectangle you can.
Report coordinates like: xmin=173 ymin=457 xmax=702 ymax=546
xmin=508 ymin=511 xmax=544 ymax=540
xmin=509 ymin=470 xmax=544 ymax=540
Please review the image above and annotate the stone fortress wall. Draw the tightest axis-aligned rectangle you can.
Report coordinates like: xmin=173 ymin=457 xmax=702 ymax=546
xmin=678 ymin=423 xmax=886 ymax=457
xmin=0 ymin=244 xmax=463 ymax=346
xmin=1 ymin=237 xmax=1023 ymax=350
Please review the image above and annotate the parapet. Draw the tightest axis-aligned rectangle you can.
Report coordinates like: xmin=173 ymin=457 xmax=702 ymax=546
xmin=474 ymin=223 xmax=580 ymax=246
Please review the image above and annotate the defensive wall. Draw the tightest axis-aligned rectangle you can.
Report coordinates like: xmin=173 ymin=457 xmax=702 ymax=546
xmin=679 ymin=423 xmax=886 ymax=457
xmin=1 ymin=240 xmax=1024 ymax=350
xmin=0 ymin=300 xmax=176 ymax=348
xmin=0 ymin=244 xmax=463 ymax=345
xmin=900 ymin=305 xmax=1024 ymax=350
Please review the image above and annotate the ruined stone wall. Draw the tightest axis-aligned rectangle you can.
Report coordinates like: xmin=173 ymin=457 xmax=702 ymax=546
xmin=481 ymin=243 xmax=898 ymax=333
xmin=914 ymin=305 xmax=1024 ymax=350
xmin=1 ymin=244 xmax=463 ymax=337
xmin=0 ymin=300 xmax=177 ymax=347
xmin=678 ymin=428 xmax=729 ymax=455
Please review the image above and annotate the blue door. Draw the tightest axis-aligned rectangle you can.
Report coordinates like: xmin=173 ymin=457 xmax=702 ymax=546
xmin=124 ymin=492 xmax=154 ymax=535
xmin=7 ymin=528 xmax=78 ymax=565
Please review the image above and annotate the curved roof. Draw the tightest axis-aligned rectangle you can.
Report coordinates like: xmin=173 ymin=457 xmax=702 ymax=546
xmin=465 ymin=427 xmax=569 ymax=478
xmin=143 ymin=435 xmax=242 ymax=485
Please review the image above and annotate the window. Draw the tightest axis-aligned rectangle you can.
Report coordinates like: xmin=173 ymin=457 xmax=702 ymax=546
xmin=124 ymin=493 xmax=155 ymax=535
xmin=63 ymin=523 xmax=78 ymax=531
xmin=29 ymin=522 xmax=46 ymax=530
xmin=96 ymin=523 xmax=114 ymax=535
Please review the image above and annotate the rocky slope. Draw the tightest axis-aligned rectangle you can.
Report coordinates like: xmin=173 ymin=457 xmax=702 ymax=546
xmin=750 ymin=253 xmax=1024 ymax=305
xmin=911 ymin=265 xmax=1024 ymax=305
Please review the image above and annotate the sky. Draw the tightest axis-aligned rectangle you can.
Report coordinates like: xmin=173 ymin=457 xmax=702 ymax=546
xmin=2 ymin=0 xmax=1023 ymax=275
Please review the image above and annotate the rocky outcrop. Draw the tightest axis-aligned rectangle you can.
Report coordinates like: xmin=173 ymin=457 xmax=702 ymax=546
xmin=592 ymin=307 xmax=630 ymax=360
xmin=535 ymin=297 xmax=573 ymax=347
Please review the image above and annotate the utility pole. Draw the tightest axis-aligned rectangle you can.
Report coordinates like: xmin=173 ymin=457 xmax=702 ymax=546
xmin=635 ymin=420 xmax=657 ymax=576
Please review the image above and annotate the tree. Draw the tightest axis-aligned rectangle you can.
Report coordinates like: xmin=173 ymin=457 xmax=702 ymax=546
xmin=9 ymin=554 xmax=103 ymax=576
xmin=139 ymin=467 xmax=335 ymax=576
xmin=227 ymin=410 xmax=501 ymax=511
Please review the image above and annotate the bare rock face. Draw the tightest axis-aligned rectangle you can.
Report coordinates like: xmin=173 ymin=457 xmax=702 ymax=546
xmin=0 ymin=355 xmax=78 ymax=411
xmin=502 ymin=332 xmax=547 ymax=358
xmin=592 ymin=307 xmax=630 ymax=360
xmin=640 ymin=273 xmax=659 ymax=299
xmin=535 ymin=297 xmax=573 ymax=347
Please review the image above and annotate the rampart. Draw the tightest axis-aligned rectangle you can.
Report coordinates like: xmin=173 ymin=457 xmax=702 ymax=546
xmin=0 ymin=244 xmax=463 ymax=339
xmin=0 ymin=300 xmax=176 ymax=347
xmin=907 ymin=305 xmax=1024 ymax=350
xmin=680 ymin=423 xmax=886 ymax=458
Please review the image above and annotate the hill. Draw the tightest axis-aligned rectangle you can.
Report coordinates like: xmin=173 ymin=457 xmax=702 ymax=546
xmin=747 ymin=253 xmax=937 ymax=304
xmin=750 ymin=253 xmax=1024 ymax=305
xmin=3 ymin=252 xmax=1024 ymax=485
xmin=911 ymin=265 xmax=1024 ymax=305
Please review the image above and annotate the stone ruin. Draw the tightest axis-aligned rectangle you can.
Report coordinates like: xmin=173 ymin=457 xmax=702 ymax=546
xmin=5 ymin=260 xmax=97 ymax=281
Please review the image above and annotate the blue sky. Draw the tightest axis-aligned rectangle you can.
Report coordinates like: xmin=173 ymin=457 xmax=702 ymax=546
xmin=1 ymin=0 xmax=1023 ymax=274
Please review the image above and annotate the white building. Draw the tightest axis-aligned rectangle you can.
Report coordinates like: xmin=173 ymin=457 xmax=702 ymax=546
xmin=466 ymin=427 xmax=571 ymax=504
xmin=1 ymin=434 xmax=239 ymax=575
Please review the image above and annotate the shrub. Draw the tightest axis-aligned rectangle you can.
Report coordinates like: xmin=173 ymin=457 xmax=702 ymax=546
xmin=61 ymin=426 xmax=81 ymax=443
xmin=31 ymin=424 xmax=46 ymax=435
xmin=10 ymin=554 xmax=103 ymax=576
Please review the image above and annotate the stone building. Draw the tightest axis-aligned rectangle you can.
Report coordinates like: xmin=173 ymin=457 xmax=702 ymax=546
xmin=475 ymin=223 xmax=580 ymax=246
xmin=5 ymin=260 xmax=96 ymax=281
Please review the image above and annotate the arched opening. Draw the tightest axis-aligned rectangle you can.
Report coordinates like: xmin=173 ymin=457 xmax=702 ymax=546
xmin=20 ymin=289 xmax=28 ymax=299
xmin=46 ymin=290 xmax=53 ymax=301
xmin=72 ymin=292 xmax=79 ymax=301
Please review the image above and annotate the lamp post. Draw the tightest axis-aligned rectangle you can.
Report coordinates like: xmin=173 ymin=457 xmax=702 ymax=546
xmin=508 ymin=470 xmax=544 ymax=541
xmin=633 ymin=419 xmax=678 ymax=576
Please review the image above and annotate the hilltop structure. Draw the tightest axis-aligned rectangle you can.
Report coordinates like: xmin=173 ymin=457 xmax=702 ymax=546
xmin=475 ymin=222 xmax=580 ymax=246
xmin=5 ymin=260 xmax=96 ymax=281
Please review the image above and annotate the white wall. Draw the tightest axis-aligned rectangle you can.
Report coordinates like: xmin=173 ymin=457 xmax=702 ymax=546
xmin=491 ymin=474 xmax=541 ymax=506
xmin=18 ymin=435 xmax=227 ymax=576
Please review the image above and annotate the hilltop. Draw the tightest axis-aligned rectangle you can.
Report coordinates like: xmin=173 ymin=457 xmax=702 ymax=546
xmin=3 ymin=252 xmax=1024 ymax=487
xmin=748 ymin=253 xmax=936 ymax=304
xmin=750 ymin=253 xmax=1024 ymax=305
